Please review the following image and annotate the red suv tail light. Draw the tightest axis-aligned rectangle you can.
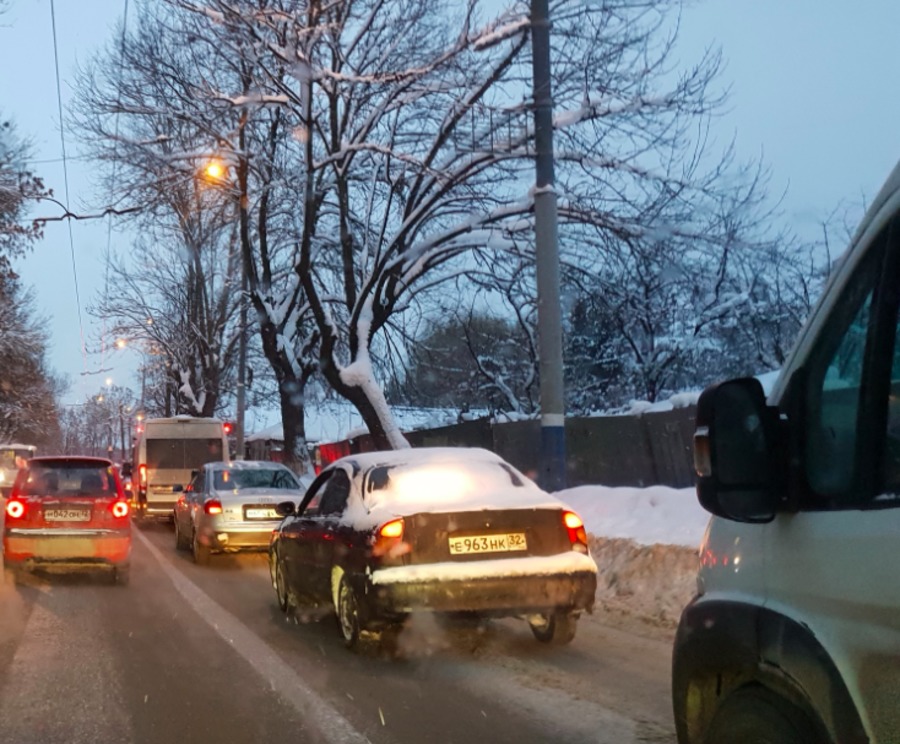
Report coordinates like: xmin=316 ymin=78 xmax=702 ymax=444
xmin=204 ymin=499 xmax=223 ymax=515
xmin=563 ymin=510 xmax=589 ymax=554
xmin=111 ymin=501 xmax=129 ymax=519
xmin=5 ymin=499 xmax=25 ymax=519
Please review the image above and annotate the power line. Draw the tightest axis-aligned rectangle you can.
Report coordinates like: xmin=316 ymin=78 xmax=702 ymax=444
xmin=49 ymin=0 xmax=88 ymax=373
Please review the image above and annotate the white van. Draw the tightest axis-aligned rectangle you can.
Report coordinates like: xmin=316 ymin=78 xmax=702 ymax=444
xmin=134 ymin=416 xmax=229 ymax=520
xmin=672 ymin=162 xmax=900 ymax=743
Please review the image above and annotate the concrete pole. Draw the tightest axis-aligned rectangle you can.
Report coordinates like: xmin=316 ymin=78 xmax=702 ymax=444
xmin=530 ymin=0 xmax=566 ymax=492
xmin=235 ymin=264 xmax=247 ymax=460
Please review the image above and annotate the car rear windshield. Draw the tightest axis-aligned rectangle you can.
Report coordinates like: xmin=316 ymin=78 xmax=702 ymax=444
xmin=18 ymin=463 xmax=116 ymax=497
xmin=364 ymin=460 xmax=534 ymax=509
xmin=213 ymin=468 xmax=298 ymax=491
xmin=146 ymin=439 xmax=224 ymax=469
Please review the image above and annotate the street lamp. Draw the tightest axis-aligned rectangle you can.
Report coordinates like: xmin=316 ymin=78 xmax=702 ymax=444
xmin=196 ymin=152 xmax=247 ymax=459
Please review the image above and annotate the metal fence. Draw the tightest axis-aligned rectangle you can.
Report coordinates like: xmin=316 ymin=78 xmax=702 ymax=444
xmin=316 ymin=406 xmax=698 ymax=488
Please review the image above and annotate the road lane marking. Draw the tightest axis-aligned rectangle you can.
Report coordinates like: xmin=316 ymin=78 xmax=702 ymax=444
xmin=134 ymin=529 xmax=369 ymax=744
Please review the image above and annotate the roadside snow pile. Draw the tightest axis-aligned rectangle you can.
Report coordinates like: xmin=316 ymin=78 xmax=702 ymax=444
xmin=556 ymin=484 xmax=708 ymax=547
xmin=555 ymin=484 xmax=708 ymax=628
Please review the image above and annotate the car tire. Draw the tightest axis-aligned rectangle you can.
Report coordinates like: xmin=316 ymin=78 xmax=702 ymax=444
xmin=192 ymin=530 xmax=211 ymax=566
xmin=703 ymin=685 xmax=823 ymax=744
xmin=529 ymin=611 xmax=578 ymax=645
xmin=274 ymin=557 xmax=290 ymax=613
xmin=174 ymin=517 xmax=190 ymax=551
xmin=337 ymin=576 xmax=361 ymax=649
xmin=114 ymin=565 xmax=130 ymax=586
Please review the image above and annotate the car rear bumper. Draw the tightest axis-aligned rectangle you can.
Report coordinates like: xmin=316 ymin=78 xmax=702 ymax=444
xmin=138 ymin=499 xmax=177 ymax=518
xmin=3 ymin=528 xmax=131 ymax=568
xmin=366 ymin=552 xmax=598 ymax=616
xmin=199 ymin=523 xmax=278 ymax=552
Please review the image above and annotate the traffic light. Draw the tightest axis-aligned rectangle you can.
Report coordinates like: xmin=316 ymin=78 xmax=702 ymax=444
xmin=223 ymin=421 xmax=233 ymax=435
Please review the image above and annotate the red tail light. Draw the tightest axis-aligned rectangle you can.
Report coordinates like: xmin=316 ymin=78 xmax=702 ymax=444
xmin=5 ymin=499 xmax=25 ymax=519
xmin=138 ymin=464 xmax=147 ymax=487
xmin=563 ymin=510 xmax=589 ymax=553
xmin=111 ymin=501 xmax=129 ymax=518
xmin=379 ymin=519 xmax=404 ymax=539
xmin=372 ymin=518 xmax=408 ymax=561
xmin=204 ymin=499 xmax=223 ymax=515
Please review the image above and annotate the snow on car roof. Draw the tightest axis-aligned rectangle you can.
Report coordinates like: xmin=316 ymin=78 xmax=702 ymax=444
xmin=343 ymin=446 xmax=505 ymax=470
xmin=336 ymin=448 xmax=565 ymax=529
xmin=207 ymin=460 xmax=286 ymax=470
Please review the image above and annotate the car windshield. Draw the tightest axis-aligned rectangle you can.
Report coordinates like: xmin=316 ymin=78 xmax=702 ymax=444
xmin=212 ymin=468 xmax=298 ymax=491
xmin=18 ymin=463 xmax=116 ymax=497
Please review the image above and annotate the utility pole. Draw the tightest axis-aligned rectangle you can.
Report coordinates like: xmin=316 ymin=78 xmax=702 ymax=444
xmin=530 ymin=0 xmax=566 ymax=492
xmin=235 ymin=265 xmax=247 ymax=460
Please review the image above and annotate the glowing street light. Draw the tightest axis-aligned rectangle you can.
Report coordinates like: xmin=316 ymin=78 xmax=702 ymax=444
xmin=115 ymin=338 xmax=127 ymax=350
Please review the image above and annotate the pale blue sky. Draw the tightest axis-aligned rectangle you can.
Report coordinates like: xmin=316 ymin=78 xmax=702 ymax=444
xmin=1 ymin=0 xmax=899 ymax=404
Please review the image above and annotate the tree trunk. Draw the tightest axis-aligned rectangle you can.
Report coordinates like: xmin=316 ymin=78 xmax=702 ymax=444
xmin=320 ymin=355 xmax=409 ymax=451
xmin=277 ymin=375 xmax=310 ymax=475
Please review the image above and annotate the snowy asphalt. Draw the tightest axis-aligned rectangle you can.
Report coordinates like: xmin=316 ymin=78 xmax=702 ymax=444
xmin=0 ymin=518 xmax=676 ymax=743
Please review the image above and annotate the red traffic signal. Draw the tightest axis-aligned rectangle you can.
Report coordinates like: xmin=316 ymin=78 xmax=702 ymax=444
xmin=223 ymin=421 xmax=233 ymax=435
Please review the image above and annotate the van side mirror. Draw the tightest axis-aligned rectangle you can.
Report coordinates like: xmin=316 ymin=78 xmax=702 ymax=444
xmin=275 ymin=501 xmax=296 ymax=518
xmin=694 ymin=378 xmax=782 ymax=523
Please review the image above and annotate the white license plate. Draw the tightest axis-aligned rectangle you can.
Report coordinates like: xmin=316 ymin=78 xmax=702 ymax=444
xmin=45 ymin=509 xmax=91 ymax=522
xmin=245 ymin=508 xmax=278 ymax=520
xmin=448 ymin=532 xmax=528 ymax=555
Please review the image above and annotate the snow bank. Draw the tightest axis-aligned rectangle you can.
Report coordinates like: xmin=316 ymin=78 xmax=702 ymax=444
xmin=554 ymin=484 xmax=708 ymax=628
xmin=555 ymin=484 xmax=709 ymax=548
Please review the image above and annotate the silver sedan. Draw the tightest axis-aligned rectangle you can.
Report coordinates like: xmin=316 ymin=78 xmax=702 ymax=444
xmin=173 ymin=461 xmax=305 ymax=564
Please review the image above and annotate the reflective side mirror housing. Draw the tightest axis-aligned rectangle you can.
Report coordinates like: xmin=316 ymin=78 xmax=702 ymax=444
xmin=694 ymin=377 xmax=783 ymax=523
xmin=275 ymin=501 xmax=296 ymax=518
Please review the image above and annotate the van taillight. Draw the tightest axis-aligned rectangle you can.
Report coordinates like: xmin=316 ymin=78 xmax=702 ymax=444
xmin=204 ymin=499 xmax=223 ymax=515
xmin=5 ymin=499 xmax=25 ymax=519
xmin=563 ymin=510 xmax=589 ymax=553
xmin=111 ymin=501 xmax=129 ymax=518
xmin=138 ymin=464 xmax=147 ymax=487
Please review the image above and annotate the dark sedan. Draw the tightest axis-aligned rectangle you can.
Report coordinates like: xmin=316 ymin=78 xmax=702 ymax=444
xmin=268 ymin=448 xmax=597 ymax=652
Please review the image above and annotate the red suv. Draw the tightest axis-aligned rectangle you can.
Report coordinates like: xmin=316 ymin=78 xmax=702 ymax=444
xmin=3 ymin=456 xmax=132 ymax=585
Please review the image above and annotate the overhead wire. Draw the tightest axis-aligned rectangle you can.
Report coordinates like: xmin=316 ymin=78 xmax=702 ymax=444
xmin=49 ymin=0 xmax=88 ymax=373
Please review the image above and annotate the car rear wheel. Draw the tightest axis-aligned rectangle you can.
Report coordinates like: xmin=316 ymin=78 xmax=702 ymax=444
xmin=703 ymin=685 xmax=823 ymax=744
xmin=337 ymin=576 xmax=361 ymax=649
xmin=529 ymin=612 xmax=578 ymax=645
xmin=192 ymin=530 xmax=211 ymax=566
xmin=174 ymin=517 xmax=190 ymax=551
xmin=274 ymin=558 xmax=290 ymax=613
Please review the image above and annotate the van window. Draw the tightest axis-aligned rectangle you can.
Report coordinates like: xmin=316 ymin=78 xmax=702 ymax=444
xmin=804 ymin=220 xmax=900 ymax=502
xmin=146 ymin=439 xmax=224 ymax=469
